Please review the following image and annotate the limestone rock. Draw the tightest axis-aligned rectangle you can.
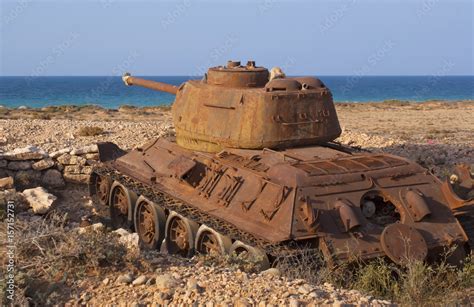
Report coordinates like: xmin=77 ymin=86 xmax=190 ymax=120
xmin=70 ymin=144 xmax=98 ymax=155
xmin=64 ymin=165 xmax=82 ymax=174
xmin=7 ymin=161 xmax=32 ymax=171
xmin=113 ymin=228 xmax=139 ymax=249
xmin=42 ymin=169 xmax=65 ymax=188
xmin=57 ymin=153 xmax=86 ymax=166
xmin=22 ymin=187 xmax=57 ymax=214
xmin=155 ymin=274 xmax=179 ymax=290
xmin=50 ymin=148 xmax=72 ymax=158
xmin=63 ymin=173 xmax=91 ymax=184
xmin=0 ymin=176 xmax=14 ymax=190
xmin=85 ymin=153 xmax=99 ymax=160
xmin=132 ymin=275 xmax=148 ymax=286
xmin=117 ymin=273 xmax=133 ymax=284
xmin=260 ymin=268 xmax=281 ymax=277
xmin=3 ymin=146 xmax=47 ymax=161
xmin=32 ymin=158 xmax=55 ymax=171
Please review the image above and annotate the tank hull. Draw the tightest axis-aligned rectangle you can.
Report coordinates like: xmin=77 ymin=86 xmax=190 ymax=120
xmin=92 ymin=138 xmax=470 ymax=264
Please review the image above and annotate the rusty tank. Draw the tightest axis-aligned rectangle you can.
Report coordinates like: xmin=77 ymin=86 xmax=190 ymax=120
xmin=90 ymin=60 xmax=473 ymax=268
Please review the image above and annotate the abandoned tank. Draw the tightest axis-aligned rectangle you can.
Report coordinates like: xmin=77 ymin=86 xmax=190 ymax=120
xmin=90 ymin=60 xmax=473 ymax=268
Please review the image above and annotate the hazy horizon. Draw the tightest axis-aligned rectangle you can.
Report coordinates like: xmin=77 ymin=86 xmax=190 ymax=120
xmin=1 ymin=0 xmax=473 ymax=76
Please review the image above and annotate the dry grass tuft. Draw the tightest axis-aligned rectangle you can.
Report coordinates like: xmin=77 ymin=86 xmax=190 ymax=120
xmin=274 ymin=246 xmax=474 ymax=304
xmin=76 ymin=126 xmax=104 ymax=136
xmin=0 ymin=212 xmax=139 ymax=305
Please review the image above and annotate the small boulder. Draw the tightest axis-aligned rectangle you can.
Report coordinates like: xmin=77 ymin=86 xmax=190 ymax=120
xmin=57 ymin=154 xmax=86 ymax=166
xmin=0 ymin=176 xmax=14 ymax=190
xmin=42 ymin=169 xmax=65 ymax=188
xmin=155 ymin=273 xmax=179 ymax=290
xmin=32 ymin=158 xmax=55 ymax=171
xmin=70 ymin=144 xmax=98 ymax=155
xmin=7 ymin=161 xmax=32 ymax=171
xmin=22 ymin=187 xmax=57 ymax=214
xmin=113 ymin=228 xmax=139 ymax=249
xmin=260 ymin=268 xmax=280 ymax=277
xmin=85 ymin=153 xmax=99 ymax=160
xmin=3 ymin=146 xmax=47 ymax=161
xmin=116 ymin=273 xmax=133 ymax=284
xmin=132 ymin=275 xmax=148 ymax=286
xmin=64 ymin=165 xmax=82 ymax=174
xmin=50 ymin=148 xmax=71 ymax=158
xmin=63 ymin=173 xmax=91 ymax=184
xmin=15 ymin=170 xmax=41 ymax=187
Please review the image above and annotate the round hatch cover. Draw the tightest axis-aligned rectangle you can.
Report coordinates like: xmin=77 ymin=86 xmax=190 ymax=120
xmin=381 ymin=223 xmax=428 ymax=264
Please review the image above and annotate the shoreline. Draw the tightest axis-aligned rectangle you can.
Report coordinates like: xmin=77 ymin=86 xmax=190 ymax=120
xmin=0 ymin=99 xmax=472 ymax=115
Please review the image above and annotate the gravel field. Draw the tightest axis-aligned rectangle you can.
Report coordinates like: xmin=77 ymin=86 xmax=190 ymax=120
xmin=1 ymin=101 xmax=473 ymax=305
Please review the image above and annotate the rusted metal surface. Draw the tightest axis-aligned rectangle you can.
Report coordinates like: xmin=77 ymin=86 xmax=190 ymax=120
xmin=122 ymin=73 xmax=179 ymax=95
xmin=90 ymin=60 xmax=473 ymax=266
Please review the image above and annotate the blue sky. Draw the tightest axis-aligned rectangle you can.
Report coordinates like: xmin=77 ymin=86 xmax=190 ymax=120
xmin=0 ymin=0 xmax=472 ymax=76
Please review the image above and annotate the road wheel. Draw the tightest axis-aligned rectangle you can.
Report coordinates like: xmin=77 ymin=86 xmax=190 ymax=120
xmin=229 ymin=240 xmax=270 ymax=271
xmin=94 ymin=174 xmax=112 ymax=206
xmin=165 ymin=212 xmax=198 ymax=257
xmin=134 ymin=196 xmax=166 ymax=250
xmin=195 ymin=225 xmax=231 ymax=255
xmin=109 ymin=182 xmax=136 ymax=230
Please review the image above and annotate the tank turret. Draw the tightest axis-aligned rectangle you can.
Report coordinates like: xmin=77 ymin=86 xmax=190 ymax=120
xmin=123 ymin=60 xmax=342 ymax=152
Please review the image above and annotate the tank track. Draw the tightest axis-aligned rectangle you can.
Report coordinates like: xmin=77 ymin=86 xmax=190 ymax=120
xmin=94 ymin=166 xmax=319 ymax=261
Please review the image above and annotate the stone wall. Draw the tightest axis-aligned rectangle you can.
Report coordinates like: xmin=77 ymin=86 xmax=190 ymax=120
xmin=0 ymin=144 xmax=99 ymax=189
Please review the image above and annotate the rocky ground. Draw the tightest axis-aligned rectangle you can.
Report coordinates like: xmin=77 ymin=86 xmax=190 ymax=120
xmin=1 ymin=101 xmax=473 ymax=305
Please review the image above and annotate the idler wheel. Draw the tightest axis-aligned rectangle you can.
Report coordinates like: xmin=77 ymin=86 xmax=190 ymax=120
xmin=229 ymin=241 xmax=270 ymax=271
xmin=109 ymin=182 xmax=136 ymax=230
xmin=165 ymin=212 xmax=198 ymax=257
xmin=195 ymin=225 xmax=232 ymax=255
xmin=94 ymin=174 xmax=112 ymax=206
xmin=134 ymin=196 xmax=166 ymax=250
xmin=381 ymin=223 xmax=428 ymax=264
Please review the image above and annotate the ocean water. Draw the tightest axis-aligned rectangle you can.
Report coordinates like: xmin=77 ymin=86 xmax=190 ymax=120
xmin=0 ymin=76 xmax=473 ymax=109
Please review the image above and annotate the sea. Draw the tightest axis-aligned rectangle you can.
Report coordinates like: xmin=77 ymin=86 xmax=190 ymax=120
xmin=0 ymin=76 xmax=473 ymax=109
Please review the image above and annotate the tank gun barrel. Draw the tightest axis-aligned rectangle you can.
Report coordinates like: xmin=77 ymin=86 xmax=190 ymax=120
xmin=122 ymin=73 xmax=179 ymax=95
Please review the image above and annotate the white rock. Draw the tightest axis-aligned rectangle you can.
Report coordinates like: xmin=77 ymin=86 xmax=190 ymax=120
xmin=132 ymin=275 xmax=148 ymax=286
xmin=113 ymin=228 xmax=139 ymax=249
xmin=50 ymin=148 xmax=71 ymax=158
xmin=3 ymin=146 xmax=47 ymax=161
xmin=70 ymin=144 xmax=98 ymax=155
xmin=22 ymin=187 xmax=57 ymax=214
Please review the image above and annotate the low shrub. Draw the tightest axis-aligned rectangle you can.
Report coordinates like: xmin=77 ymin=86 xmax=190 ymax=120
xmin=76 ymin=126 xmax=104 ymax=136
